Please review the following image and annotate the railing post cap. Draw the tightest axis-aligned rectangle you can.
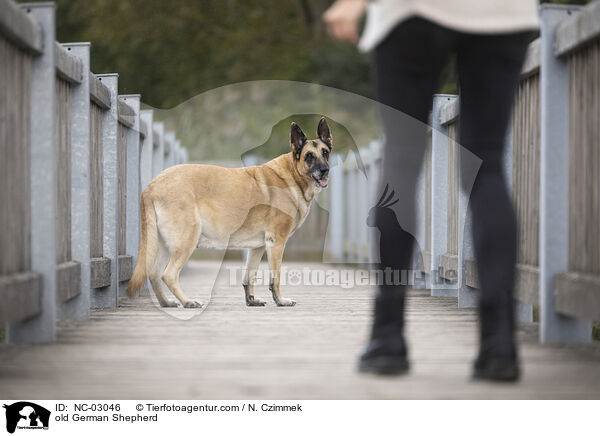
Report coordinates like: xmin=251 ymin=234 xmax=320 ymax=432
xmin=20 ymin=2 xmax=56 ymax=10
xmin=433 ymin=94 xmax=458 ymax=99
xmin=539 ymin=3 xmax=582 ymax=13
xmin=61 ymin=42 xmax=91 ymax=47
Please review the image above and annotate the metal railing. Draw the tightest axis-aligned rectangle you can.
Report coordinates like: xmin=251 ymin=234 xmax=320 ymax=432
xmin=326 ymin=2 xmax=600 ymax=344
xmin=0 ymin=0 xmax=188 ymax=343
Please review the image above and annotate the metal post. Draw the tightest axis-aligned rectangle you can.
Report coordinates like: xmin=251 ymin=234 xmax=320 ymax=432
xmin=413 ymin=137 xmax=429 ymax=290
xmin=539 ymin=4 xmax=590 ymax=343
xmin=458 ymin=114 xmax=481 ymax=308
xmin=430 ymin=95 xmax=457 ymax=297
xmin=164 ymin=131 xmax=175 ymax=169
xmin=326 ymin=154 xmax=345 ymax=263
xmin=120 ymin=95 xmax=141 ymax=298
xmin=140 ymin=110 xmax=154 ymax=189
xmin=60 ymin=42 xmax=91 ymax=321
xmin=358 ymin=148 xmax=369 ymax=263
xmin=345 ymin=153 xmax=358 ymax=263
xmin=152 ymin=122 xmax=164 ymax=177
xmin=175 ymin=139 xmax=182 ymax=165
xmin=368 ymin=141 xmax=382 ymax=265
xmin=8 ymin=3 xmax=56 ymax=343
xmin=92 ymin=73 xmax=119 ymax=308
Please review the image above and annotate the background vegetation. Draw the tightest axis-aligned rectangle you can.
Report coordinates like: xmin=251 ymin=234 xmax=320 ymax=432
xmin=46 ymin=0 xmax=590 ymax=161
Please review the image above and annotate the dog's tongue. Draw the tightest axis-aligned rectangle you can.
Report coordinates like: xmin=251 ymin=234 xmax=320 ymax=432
xmin=318 ymin=178 xmax=328 ymax=187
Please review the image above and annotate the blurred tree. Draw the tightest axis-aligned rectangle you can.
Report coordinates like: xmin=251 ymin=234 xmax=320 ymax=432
xmin=51 ymin=0 xmax=372 ymax=109
xmin=49 ymin=0 xmax=591 ymax=107
xmin=44 ymin=0 xmax=591 ymax=160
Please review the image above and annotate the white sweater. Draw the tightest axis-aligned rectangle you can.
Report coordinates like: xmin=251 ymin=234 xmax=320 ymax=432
xmin=358 ymin=0 xmax=540 ymax=52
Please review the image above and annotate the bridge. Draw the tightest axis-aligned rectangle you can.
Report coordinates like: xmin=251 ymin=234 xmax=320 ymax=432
xmin=1 ymin=0 xmax=599 ymax=398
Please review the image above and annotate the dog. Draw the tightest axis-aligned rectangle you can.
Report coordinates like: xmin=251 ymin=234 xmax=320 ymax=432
xmin=126 ymin=117 xmax=332 ymax=308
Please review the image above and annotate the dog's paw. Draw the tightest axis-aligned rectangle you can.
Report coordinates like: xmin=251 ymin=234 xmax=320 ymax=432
xmin=276 ymin=298 xmax=296 ymax=307
xmin=246 ymin=297 xmax=267 ymax=307
xmin=183 ymin=300 xmax=203 ymax=309
xmin=160 ymin=300 xmax=179 ymax=308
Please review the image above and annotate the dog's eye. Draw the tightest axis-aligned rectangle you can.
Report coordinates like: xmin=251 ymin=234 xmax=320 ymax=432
xmin=305 ymin=152 xmax=314 ymax=162
xmin=322 ymin=149 xmax=329 ymax=159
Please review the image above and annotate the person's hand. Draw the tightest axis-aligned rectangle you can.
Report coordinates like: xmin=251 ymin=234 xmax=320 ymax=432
xmin=322 ymin=0 xmax=367 ymax=45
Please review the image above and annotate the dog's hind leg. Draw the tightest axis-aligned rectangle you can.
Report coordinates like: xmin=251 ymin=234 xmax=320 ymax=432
xmin=243 ymin=247 xmax=266 ymax=306
xmin=149 ymin=239 xmax=179 ymax=307
xmin=161 ymin=222 xmax=203 ymax=308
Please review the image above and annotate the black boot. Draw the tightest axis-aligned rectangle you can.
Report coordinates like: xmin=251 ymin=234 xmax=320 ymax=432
xmin=472 ymin=298 xmax=520 ymax=382
xmin=472 ymin=352 xmax=519 ymax=382
xmin=359 ymin=291 xmax=409 ymax=375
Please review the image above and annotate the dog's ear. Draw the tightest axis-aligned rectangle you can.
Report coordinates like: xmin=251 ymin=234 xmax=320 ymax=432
xmin=317 ymin=117 xmax=332 ymax=149
xmin=290 ymin=122 xmax=307 ymax=160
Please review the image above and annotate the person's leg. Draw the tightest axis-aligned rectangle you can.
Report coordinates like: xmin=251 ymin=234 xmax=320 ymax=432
xmin=456 ymin=31 xmax=533 ymax=381
xmin=360 ymin=18 xmax=453 ymax=375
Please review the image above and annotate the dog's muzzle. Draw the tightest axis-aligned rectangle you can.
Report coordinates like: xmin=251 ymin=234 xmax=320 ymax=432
xmin=312 ymin=168 xmax=329 ymax=188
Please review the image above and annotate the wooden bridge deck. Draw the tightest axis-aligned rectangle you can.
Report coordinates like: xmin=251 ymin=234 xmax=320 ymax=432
xmin=1 ymin=261 xmax=599 ymax=399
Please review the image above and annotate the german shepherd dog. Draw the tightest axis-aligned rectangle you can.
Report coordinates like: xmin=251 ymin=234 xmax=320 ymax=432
xmin=126 ymin=118 xmax=332 ymax=308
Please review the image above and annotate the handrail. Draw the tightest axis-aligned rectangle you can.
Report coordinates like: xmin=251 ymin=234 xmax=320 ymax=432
xmin=0 ymin=0 xmax=43 ymax=54
xmin=555 ymin=0 xmax=600 ymax=56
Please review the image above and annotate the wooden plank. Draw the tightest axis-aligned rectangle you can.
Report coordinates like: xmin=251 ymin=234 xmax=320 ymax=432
xmin=56 ymin=260 xmax=81 ymax=302
xmin=465 ymin=258 xmax=479 ymax=288
xmin=90 ymin=257 xmax=111 ymax=289
xmin=139 ymin=118 xmax=148 ymax=139
xmin=90 ymin=102 xmax=104 ymax=258
xmin=0 ymin=0 xmax=43 ymax=54
xmin=2 ymin=261 xmax=600 ymax=399
xmin=439 ymin=97 xmax=459 ymax=125
xmin=555 ymin=0 xmax=600 ymax=57
xmin=555 ymin=271 xmax=600 ymax=321
xmin=163 ymin=134 xmax=172 ymax=155
xmin=0 ymin=271 xmax=41 ymax=323
xmin=512 ymin=73 xmax=541 ymax=270
xmin=446 ymin=122 xmax=458 ymax=256
xmin=515 ymin=263 xmax=539 ymax=306
xmin=89 ymin=72 xmax=111 ymax=110
xmin=419 ymin=251 xmax=431 ymax=274
xmin=440 ymin=253 xmax=458 ymax=282
xmin=117 ymin=98 xmax=135 ymax=128
xmin=521 ymin=38 xmax=541 ymax=78
xmin=118 ymin=255 xmax=133 ymax=282
xmin=54 ymin=42 xmax=82 ymax=83
xmin=0 ymin=33 xmax=32 ymax=277
xmin=568 ymin=40 xmax=600 ymax=276
xmin=152 ymin=128 xmax=160 ymax=148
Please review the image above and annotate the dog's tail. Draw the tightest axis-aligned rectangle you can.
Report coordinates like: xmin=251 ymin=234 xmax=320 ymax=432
xmin=127 ymin=193 xmax=158 ymax=298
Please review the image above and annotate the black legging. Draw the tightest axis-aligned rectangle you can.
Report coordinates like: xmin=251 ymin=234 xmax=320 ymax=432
xmin=373 ymin=17 xmax=533 ymax=357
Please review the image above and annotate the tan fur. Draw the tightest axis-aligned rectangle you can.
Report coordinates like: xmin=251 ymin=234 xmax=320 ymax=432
xmin=126 ymin=119 xmax=333 ymax=308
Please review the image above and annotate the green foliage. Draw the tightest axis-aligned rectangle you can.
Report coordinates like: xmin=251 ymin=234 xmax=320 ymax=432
xmin=47 ymin=0 xmax=592 ymax=160
xmin=53 ymin=0 xmax=372 ymax=109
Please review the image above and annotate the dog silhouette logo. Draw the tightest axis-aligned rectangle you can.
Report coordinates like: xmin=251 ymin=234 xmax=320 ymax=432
xmin=3 ymin=402 xmax=50 ymax=434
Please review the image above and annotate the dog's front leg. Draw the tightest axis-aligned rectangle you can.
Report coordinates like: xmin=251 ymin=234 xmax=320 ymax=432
xmin=243 ymin=247 xmax=267 ymax=306
xmin=266 ymin=239 xmax=296 ymax=307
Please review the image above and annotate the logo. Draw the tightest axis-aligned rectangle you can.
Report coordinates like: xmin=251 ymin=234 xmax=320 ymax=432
xmin=2 ymin=402 xmax=50 ymax=434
